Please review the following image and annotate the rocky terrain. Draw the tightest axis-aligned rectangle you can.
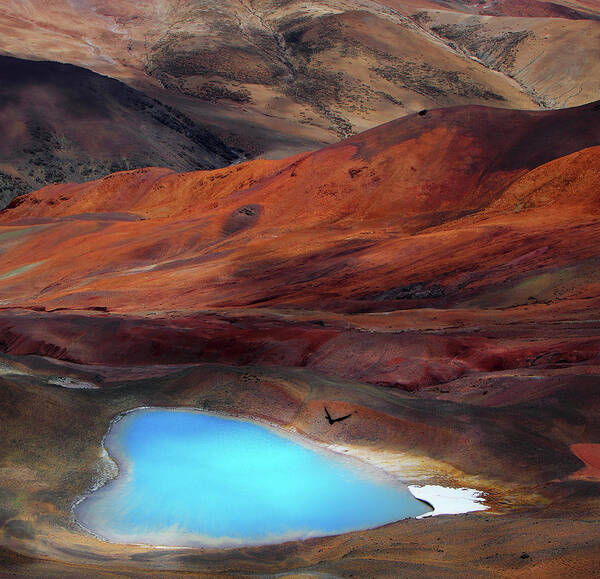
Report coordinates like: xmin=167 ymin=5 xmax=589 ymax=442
xmin=0 ymin=101 xmax=599 ymax=575
xmin=417 ymin=5 xmax=600 ymax=108
xmin=0 ymin=55 xmax=238 ymax=208
xmin=1 ymin=102 xmax=599 ymax=314
xmin=0 ymin=0 xmax=598 ymax=190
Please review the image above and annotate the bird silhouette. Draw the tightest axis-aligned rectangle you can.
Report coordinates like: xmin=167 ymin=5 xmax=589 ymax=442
xmin=324 ymin=406 xmax=353 ymax=425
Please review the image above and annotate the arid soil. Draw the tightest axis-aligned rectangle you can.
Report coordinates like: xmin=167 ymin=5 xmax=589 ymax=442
xmin=1 ymin=102 xmax=599 ymax=314
xmin=0 ymin=101 xmax=599 ymax=575
xmin=1 ymin=0 xmax=598 ymax=173
xmin=0 ymin=353 xmax=599 ymax=577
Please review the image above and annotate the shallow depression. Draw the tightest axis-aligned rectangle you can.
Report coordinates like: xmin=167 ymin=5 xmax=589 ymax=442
xmin=75 ymin=408 xmax=431 ymax=547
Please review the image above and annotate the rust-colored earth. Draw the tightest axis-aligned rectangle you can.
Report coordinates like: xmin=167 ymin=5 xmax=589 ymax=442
xmin=571 ymin=444 xmax=600 ymax=480
xmin=0 ymin=102 xmax=599 ymax=576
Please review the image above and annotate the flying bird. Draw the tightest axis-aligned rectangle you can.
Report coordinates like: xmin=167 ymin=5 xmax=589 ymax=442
xmin=324 ymin=406 xmax=353 ymax=425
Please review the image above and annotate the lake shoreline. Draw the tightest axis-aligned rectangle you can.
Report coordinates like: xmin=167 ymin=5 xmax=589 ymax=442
xmin=0 ymin=356 xmax=576 ymax=577
xmin=71 ymin=405 xmax=429 ymax=549
xmin=72 ymin=406 xmax=496 ymax=549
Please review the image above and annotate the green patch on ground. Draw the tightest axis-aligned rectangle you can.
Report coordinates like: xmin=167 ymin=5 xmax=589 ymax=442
xmin=0 ymin=261 xmax=45 ymax=281
xmin=466 ymin=259 xmax=600 ymax=308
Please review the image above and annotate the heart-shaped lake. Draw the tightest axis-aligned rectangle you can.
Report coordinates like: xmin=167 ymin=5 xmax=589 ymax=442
xmin=75 ymin=408 xmax=430 ymax=547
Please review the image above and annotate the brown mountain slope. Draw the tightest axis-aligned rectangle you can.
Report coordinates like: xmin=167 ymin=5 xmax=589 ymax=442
xmin=418 ymin=8 xmax=600 ymax=108
xmin=0 ymin=56 xmax=238 ymax=209
xmin=425 ymin=0 xmax=600 ymax=18
xmin=4 ymin=0 xmax=598 ymax=161
xmin=0 ymin=0 xmax=598 ymax=165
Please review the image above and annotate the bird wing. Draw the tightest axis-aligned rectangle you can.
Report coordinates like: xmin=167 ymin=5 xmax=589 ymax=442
xmin=334 ymin=413 xmax=353 ymax=422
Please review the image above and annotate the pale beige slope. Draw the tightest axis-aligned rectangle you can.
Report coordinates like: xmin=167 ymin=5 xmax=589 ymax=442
xmin=0 ymin=1 xmax=533 ymax=145
xmin=0 ymin=0 xmax=597 ymax=157
xmin=417 ymin=9 xmax=600 ymax=108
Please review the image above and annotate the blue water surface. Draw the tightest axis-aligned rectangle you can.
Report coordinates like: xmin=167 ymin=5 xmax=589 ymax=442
xmin=75 ymin=408 xmax=429 ymax=547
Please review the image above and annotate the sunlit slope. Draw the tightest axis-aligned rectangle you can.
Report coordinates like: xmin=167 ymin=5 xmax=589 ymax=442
xmin=0 ymin=102 xmax=599 ymax=313
xmin=4 ymin=0 xmax=598 ymax=160
xmin=418 ymin=9 xmax=600 ymax=108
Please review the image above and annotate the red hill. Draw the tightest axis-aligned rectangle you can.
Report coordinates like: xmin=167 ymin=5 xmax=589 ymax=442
xmin=0 ymin=102 xmax=599 ymax=314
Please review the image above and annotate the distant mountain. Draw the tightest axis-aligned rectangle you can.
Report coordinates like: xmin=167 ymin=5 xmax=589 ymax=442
xmin=422 ymin=0 xmax=598 ymax=18
xmin=414 ymin=3 xmax=600 ymax=108
xmin=0 ymin=56 xmax=239 ymax=208
xmin=1 ymin=0 xmax=597 ymax=159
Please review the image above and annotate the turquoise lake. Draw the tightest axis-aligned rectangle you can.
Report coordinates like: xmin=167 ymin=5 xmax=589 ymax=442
xmin=75 ymin=408 xmax=430 ymax=547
